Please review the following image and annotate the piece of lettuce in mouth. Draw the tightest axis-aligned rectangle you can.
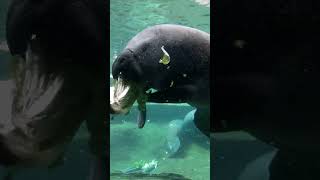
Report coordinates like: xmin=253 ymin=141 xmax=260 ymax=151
xmin=110 ymin=77 xmax=148 ymax=128
xmin=110 ymin=77 xmax=140 ymax=114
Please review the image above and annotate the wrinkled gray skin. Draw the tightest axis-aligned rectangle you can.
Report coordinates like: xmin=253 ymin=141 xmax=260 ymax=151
xmin=110 ymin=24 xmax=210 ymax=137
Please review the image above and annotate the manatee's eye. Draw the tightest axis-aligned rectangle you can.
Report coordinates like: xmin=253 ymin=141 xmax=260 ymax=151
xmin=117 ymin=56 xmax=125 ymax=64
xmin=112 ymin=49 xmax=141 ymax=82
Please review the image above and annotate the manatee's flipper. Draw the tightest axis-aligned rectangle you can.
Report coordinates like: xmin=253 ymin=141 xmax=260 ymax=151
xmin=166 ymin=136 xmax=181 ymax=157
xmin=137 ymin=94 xmax=147 ymax=128
xmin=147 ymin=85 xmax=198 ymax=103
xmin=184 ymin=109 xmax=197 ymax=123
xmin=137 ymin=108 xmax=146 ymax=128
xmin=193 ymin=108 xmax=210 ymax=137
xmin=166 ymin=119 xmax=184 ymax=157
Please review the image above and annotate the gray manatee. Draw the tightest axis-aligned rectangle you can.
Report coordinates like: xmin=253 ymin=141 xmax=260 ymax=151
xmin=110 ymin=24 xmax=210 ymax=138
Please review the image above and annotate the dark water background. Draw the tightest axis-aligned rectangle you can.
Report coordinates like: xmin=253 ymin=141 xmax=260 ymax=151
xmin=0 ymin=0 xmax=10 ymax=80
xmin=0 ymin=0 xmax=277 ymax=179
xmin=0 ymin=2 xmax=92 ymax=179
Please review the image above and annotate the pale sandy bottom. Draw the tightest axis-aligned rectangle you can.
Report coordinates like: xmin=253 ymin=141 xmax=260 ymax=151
xmin=110 ymin=121 xmax=210 ymax=180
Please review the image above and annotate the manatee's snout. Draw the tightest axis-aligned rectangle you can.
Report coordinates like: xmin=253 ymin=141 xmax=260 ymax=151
xmin=110 ymin=78 xmax=138 ymax=114
xmin=110 ymin=77 xmax=147 ymax=128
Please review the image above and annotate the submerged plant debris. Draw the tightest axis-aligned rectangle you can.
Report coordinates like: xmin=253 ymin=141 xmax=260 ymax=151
xmin=110 ymin=172 xmax=192 ymax=180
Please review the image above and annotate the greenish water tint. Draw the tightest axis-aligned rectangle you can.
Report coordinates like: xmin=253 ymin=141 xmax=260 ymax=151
xmin=110 ymin=0 xmax=210 ymax=179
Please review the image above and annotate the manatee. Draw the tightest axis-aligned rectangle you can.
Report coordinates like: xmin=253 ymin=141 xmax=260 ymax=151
xmin=110 ymin=24 xmax=210 ymax=137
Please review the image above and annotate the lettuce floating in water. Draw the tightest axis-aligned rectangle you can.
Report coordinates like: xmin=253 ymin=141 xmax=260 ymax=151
xmin=110 ymin=172 xmax=191 ymax=180
xmin=141 ymin=160 xmax=158 ymax=173
xmin=122 ymin=160 xmax=158 ymax=174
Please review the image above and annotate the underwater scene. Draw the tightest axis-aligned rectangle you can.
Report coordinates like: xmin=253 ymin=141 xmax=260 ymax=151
xmin=0 ymin=1 xmax=96 ymax=179
xmin=110 ymin=0 xmax=210 ymax=179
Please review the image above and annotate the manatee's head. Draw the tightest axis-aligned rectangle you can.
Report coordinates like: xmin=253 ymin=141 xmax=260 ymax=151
xmin=3 ymin=0 xmax=106 ymax=167
xmin=0 ymin=39 xmax=93 ymax=167
xmin=110 ymin=49 xmax=148 ymax=128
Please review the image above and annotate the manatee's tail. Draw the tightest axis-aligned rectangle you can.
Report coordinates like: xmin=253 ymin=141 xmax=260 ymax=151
xmin=165 ymin=119 xmax=184 ymax=157
xmin=163 ymin=110 xmax=197 ymax=157
xmin=166 ymin=136 xmax=181 ymax=157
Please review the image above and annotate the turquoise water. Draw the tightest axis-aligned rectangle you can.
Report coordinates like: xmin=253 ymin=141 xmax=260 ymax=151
xmin=110 ymin=0 xmax=210 ymax=179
